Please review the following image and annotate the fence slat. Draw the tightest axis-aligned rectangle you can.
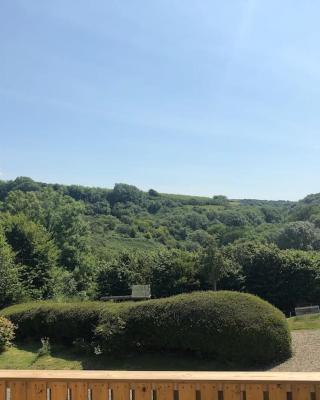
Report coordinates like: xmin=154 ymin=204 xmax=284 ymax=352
xmin=246 ymin=384 xmax=263 ymax=400
xmin=110 ymin=383 xmax=130 ymax=400
xmin=199 ymin=384 xmax=218 ymax=400
xmin=48 ymin=382 xmax=68 ymax=400
xmin=0 ymin=381 xmax=5 ymax=400
xmin=156 ymin=384 xmax=174 ymax=400
xmin=315 ymin=385 xmax=320 ymax=400
xmin=69 ymin=382 xmax=88 ymax=400
xmin=178 ymin=384 xmax=196 ymax=400
xmin=90 ymin=383 xmax=108 ymax=400
xmin=27 ymin=382 xmax=46 ymax=400
xmin=224 ymin=384 xmax=241 ymax=400
xmin=292 ymin=384 xmax=311 ymax=400
xmin=10 ymin=382 xmax=27 ymax=400
xmin=269 ymin=384 xmax=287 ymax=400
xmin=134 ymin=383 xmax=152 ymax=400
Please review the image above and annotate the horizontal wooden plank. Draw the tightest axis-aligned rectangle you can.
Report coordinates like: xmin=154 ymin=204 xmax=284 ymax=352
xmin=0 ymin=371 xmax=320 ymax=384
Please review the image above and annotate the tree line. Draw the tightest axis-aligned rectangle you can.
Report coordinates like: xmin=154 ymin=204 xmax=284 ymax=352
xmin=1 ymin=177 xmax=320 ymax=314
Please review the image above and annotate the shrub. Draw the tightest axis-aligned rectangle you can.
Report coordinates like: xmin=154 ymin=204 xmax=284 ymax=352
xmin=0 ymin=316 xmax=15 ymax=351
xmin=1 ymin=292 xmax=291 ymax=367
xmin=0 ymin=301 xmax=116 ymax=343
xmin=97 ymin=291 xmax=291 ymax=366
xmin=38 ymin=337 xmax=51 ymax=356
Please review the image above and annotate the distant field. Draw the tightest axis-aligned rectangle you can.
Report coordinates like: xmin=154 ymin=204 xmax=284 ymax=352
xmin=89 ymin=234 xmax=164 ymax=259
xmin=288 ymin=314 xmax=320 ymax=330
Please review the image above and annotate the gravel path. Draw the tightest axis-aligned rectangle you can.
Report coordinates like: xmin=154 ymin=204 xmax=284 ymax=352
xmin=269 ymin=330 xmax=320 ymax=371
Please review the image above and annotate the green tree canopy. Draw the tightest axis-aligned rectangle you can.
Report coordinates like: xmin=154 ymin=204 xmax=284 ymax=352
xmin=0 ymin=227 xmax=22 ymax=306
xmin=2 ymin=214 xmax=58 ymax=298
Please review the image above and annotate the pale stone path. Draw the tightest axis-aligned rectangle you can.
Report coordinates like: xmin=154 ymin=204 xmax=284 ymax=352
xmin=269 ymin=330 xmax=320 ymax=371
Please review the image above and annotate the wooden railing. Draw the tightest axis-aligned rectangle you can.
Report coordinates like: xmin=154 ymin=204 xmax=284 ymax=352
xmin=0 ymin=371 xmax=319 ymax=400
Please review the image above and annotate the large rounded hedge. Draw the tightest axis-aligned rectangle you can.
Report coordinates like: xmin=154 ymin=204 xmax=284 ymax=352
xmin=111 ymin=291 xmax=291 ymax=365
xmin=1 ymin=291 xmax=291 ymax=366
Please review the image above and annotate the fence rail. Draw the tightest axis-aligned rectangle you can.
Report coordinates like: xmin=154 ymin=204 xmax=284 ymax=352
xmin=0 ymin=371 xmax=319 ymax=400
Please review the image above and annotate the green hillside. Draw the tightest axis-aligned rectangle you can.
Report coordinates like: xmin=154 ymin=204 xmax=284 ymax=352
xmin=1 ymin=176 xmax=320 ymax=315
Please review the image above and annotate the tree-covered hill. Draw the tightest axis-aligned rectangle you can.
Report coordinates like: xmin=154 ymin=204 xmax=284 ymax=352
xmin=1 ymin=176 xmax=320 ymax=314
xmin=0 ymin=176 xmax=298 ymax=252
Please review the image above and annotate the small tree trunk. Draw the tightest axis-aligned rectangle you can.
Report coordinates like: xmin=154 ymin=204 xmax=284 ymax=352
xmin=213 ymin=280 xmax=217 ymax=291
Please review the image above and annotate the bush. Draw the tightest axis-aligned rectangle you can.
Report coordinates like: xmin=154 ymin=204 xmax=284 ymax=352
xmin=37 ymin=337 xmax=51 ymax=356
xmin=0 ymin=316 xmax=15 ymax=351
xmin=0 ymin=301 xmax=118 ymax=343
xmin=1 ymin=292 xmax=291 ymax=366
xmin=109 ymin=291 xmax=291 ymax=366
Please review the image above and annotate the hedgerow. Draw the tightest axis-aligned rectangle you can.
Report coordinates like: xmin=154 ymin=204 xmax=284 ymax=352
xmin=112 ymin=291 xmax=291 ymax=365
xmin=0 ymin=301 xmax=132 ymax=343
xmin=1 ymin=292 xmax=291 ymax=366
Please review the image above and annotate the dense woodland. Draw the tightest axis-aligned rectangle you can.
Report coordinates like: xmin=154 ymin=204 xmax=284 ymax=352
xmin=1 ymin=176 xmax=320 ymax=314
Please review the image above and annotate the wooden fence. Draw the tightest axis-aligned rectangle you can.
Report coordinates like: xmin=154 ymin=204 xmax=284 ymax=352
xmin=0 ymin=371 xmax=319 ymax=400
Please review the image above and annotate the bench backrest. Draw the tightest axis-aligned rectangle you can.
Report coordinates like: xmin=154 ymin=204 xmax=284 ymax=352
xmin=295 ymin=305 xmax=320 ymax=316
xmin=131 ymin=284 xmax=151 ymax=298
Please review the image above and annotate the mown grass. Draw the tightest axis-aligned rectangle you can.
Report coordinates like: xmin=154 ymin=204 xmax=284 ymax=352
xmin=288 ymin=314 xmax=320 ymax=330
xmin=0 ymin=341 xmax=232 ymax=370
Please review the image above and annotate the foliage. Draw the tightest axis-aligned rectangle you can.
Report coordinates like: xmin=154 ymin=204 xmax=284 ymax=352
xmin=0 ymin=228 xmax=22 ymax=307
xmin=2 ymin=214 xmax=58 ymax=299
xmin=1 ymin=177 xmax=320 ymax=314
xmin=225 ymin=241 xmax=320 ymax=313
xmin=149 ymin=250 xmax=200 ymax=297
xmin=96 ymin=251 xmax=150 ymax=298
xmin=2 ymin=188 xmax=93 ymax=274
xmin=96 ymin=249 xmax=199 ymax=299
xmin=115 ymin=291 xmax=291 ymax=366
xmin=108 ymin=184 xmax=145 ymax=206
xmin=0 ymin=316 xmax=15 ymax=351
xmin=276 ymin=221 xmax=320 ymax=250
xmin=37 ymin=337 xmax=51 ymax=357
xmin=2 ymin=292 xmax=291 ymax=367
xmin=199 ymin=240 xmax=229 ymax=290
xmin=0 ymin=301 xmax=120 ymax=344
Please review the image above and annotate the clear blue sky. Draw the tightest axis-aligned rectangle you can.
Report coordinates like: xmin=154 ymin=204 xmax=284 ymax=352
xmin=1 ymin=1 xmax=320 ymax=200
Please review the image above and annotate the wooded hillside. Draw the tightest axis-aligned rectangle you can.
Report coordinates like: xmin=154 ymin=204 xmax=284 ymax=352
xmin=1 ymin=176 xmax=320 ymax=314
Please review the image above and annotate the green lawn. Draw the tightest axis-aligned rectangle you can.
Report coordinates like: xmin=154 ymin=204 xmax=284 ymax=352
xmin=288 ymin=314 xmax=320 ymax=330
xmin=0 ymin=341 xmax=233 ymax=370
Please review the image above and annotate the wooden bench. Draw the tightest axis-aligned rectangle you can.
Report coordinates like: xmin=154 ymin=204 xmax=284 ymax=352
xmin=101 ymin=284 xmax=151 ymax=301
xmin=295 ymin=305 xmax=320 ymax=316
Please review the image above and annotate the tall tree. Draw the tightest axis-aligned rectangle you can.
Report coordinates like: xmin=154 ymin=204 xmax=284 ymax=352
xmin=0 ymin=227 xmax=22 ymax=306
xmin=3 ymin=214 xmax=58 ymax=299
xmin=199 ymin=239 xmax=228 ymax=291
xmin=3 ymin=188 xmax=93 ymax=272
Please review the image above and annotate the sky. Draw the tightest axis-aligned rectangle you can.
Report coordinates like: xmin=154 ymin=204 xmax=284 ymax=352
xmin=1 ymin=1 xmax=320 ymax=200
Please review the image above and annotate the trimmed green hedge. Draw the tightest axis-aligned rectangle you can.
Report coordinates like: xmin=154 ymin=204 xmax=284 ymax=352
xmin=115 ymin=291 xmax=291 ymax=365
xmin=0 ymin=301 xmax=130 ymax=343
xmin=1 ymin=291 xmax=291 ymax=366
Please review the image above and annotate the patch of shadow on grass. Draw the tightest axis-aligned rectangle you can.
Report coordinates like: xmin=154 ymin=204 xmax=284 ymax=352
xmin=80 ymin=351 xmax=243 ymax=371
xmin=11 ymin=342 xmax=276 ymax=371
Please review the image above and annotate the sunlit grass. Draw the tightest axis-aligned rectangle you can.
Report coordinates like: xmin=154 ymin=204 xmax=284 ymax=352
xmin=0 ymin=342 xmax=232 ymax=370
xmin=288 ymin=314 xmax=320 ymax=330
